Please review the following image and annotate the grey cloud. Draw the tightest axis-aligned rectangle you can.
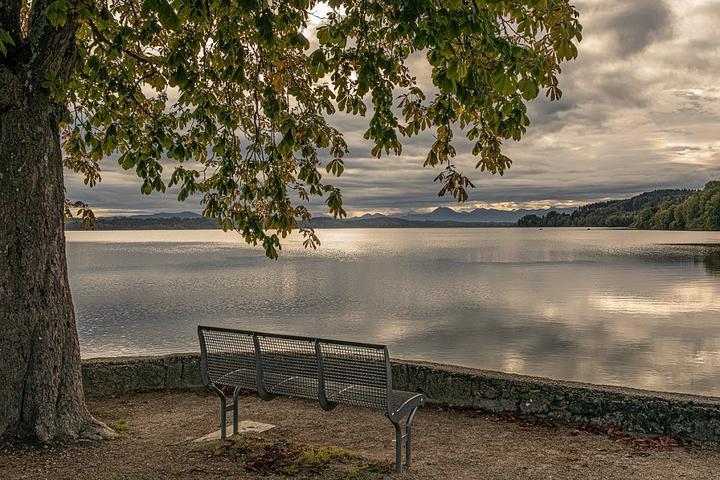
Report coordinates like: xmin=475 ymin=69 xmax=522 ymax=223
xmin=65 ymin=0 xmax=720 ymax=216
xmin=596 ymin=0 xmax=673 ymax=56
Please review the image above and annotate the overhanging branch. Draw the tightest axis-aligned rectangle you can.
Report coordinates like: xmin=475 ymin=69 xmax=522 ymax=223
xmin=26 ymin=0 xmax=78 ymax=85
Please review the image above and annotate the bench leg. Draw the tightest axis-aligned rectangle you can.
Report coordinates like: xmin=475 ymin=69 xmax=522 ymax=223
xmin=393 ymin=421 xmax=403 ymax=474
xmin=209 ymin=385 xmax=228 ymax=439
xmin=391 ymin=407 xmax=420 ymax=474
xmin=232 ymin=387 xmax=240 ymax=435
xmin=209 ymin=385 xmax=242 ymax=439
xmin=405 ymin=407 xmax=418 ymax=468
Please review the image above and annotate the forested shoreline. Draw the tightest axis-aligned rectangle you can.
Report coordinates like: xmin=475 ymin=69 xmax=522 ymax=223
xmin=518 ymin=182 xmax=720 ymax=230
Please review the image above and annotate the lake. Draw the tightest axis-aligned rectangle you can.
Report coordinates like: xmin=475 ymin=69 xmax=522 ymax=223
xmin=66 ymin=228 xmax=720 ymax=396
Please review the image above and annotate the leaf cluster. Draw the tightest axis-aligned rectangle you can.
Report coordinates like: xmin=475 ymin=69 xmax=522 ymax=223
xmin=2 ymin=0 xmax=581 ymax=258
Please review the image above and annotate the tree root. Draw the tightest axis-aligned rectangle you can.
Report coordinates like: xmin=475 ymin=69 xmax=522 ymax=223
xmin=79 ymin=417 xmax=118 ymax=441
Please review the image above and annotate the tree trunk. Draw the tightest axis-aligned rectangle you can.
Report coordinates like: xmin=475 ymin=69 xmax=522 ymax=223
xmin=0 ymin=79 xmax=114 ymax=441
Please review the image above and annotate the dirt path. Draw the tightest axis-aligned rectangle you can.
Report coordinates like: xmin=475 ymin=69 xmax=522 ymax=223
xmin=1 ymin=390 xmax=718 ymax=479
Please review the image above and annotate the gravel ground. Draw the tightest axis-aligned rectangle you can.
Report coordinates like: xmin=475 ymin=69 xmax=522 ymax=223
xmin=1 ymin=390 xmax=719 ymax=479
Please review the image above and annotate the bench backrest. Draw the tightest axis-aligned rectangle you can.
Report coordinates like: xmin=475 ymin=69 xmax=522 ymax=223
xmin=318 ymin=340 xmax=389 ymax=410
xmin=256 ymin=333 xmax=319 ymax=400
xmin=197 ymin=326 xmax=391 ymax=411
xmin=198 ymin=327 xmax=257 ymax=389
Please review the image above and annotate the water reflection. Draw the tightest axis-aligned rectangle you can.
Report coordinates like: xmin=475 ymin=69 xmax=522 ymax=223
xmin=66 ymin=228 xmax=720 ymax=396
xmin=701 ymin=250 xmax=720 ymax=274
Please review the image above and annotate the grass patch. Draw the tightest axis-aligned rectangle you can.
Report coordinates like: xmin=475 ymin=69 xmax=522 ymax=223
xmin=205 ymin=434 xmax=392 ymax=478
xmin=109 ymin=420 xmax=129 ymax=434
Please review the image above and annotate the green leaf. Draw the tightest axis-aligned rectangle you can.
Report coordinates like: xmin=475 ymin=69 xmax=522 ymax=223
xmin=289 ymin=32 xmax=310 ymax=50
xmin=0 ymin=28 xmax=15 ymax=56
xmin=169 ymin=65 xmax=188 ymax=88
xmin=144 ymin=0 xmax=180 ymax=31
xmin=141 ymin=0 xmax=158 ymax=15
xmin=45 ymin=0 xmax=68 ymax=27
xmin=518 ymin=78 xmax=539 ymax=100
xmin=141 ymin=180 xmax=153 ymax=195
xmin=325 ymin=158 xmax=344 ymax=177
xmin=316 ymin=26 xmax=332 ymax=45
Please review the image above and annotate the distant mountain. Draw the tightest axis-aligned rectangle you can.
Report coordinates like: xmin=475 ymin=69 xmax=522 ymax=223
xmin=517 ymin=189 xmax=695 ymax=228
xmin=65 ymin=206 xmax=575 ymax=231
xmin=66 ymin=208 xmax=523 ymax=231
xmin=131 ymin=211 xmax=202 ymax=219
xmin=400 ymin=206 xmax=574 ymax=223
xmin=65 ymin=215 xmax=216 ymax=230
xmin=301 ymin=217 xmax=510 ymax=229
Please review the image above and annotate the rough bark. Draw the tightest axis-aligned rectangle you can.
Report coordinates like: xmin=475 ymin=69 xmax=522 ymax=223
xmin=0 ymin=66 xmax=115 ymax=442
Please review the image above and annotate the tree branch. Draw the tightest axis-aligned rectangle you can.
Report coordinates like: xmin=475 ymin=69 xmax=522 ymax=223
xmin=26 ymin=0 xmax=79 ymax=86
xmin=86 ymin=19 xmax=159 ymax=67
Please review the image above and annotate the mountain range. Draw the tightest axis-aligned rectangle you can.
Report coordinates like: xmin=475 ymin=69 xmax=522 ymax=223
xmin=66 ymin=207 xmax=572 ymax=230
xmin=371 ymin=207 xmax=574 ymax=223
xmin=65 ymin=186 xmax=718 ymax=231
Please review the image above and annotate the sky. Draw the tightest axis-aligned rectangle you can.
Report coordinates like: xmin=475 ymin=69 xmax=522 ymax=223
xmin=64 ymin=0 xmax=720 ymax=217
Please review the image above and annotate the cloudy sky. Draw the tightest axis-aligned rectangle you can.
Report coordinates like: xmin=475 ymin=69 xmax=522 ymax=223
xmin=65 ymin=0 xmax=720 ymax=216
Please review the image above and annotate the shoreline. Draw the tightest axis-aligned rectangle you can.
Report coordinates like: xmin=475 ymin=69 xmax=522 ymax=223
xmin=82 ymin=354 xmax=720 ymax=444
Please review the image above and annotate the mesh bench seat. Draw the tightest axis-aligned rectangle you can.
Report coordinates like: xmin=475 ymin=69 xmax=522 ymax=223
xmin=214 ymin=368 xmax=255 ymax=388
xmin=198 ymin=326 xmax=425 ymax=473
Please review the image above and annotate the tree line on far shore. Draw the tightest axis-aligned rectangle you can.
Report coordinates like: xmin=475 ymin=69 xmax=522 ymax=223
xmin=518 ymin=182 xmax=720 ymax=230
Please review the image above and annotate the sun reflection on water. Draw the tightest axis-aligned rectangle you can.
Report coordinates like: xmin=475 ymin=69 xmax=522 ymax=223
xmin=67 ymin=228 xmax=720 ymax=396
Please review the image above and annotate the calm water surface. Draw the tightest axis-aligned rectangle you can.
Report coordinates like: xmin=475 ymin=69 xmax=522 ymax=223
xmin=66 ymin=228 xmax=720 ymax=396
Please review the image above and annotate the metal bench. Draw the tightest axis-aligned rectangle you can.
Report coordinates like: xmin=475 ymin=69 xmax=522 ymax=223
xmin=197 ymin=326 xmax=425 ymax=473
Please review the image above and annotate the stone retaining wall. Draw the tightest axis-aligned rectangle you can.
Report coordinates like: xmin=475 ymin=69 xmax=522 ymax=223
xmin=81 ymin=354 xmax=720 ymax=443
xmin=82 ymin=354 xmax=202 ymax=397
